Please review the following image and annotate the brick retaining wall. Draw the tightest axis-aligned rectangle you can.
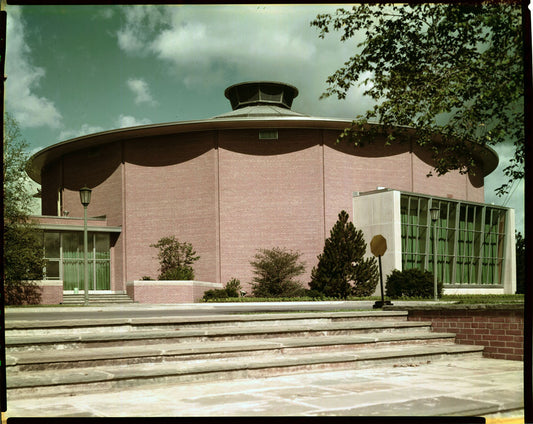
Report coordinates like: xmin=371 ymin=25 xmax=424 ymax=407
xmin=126 ymin=280 xmax=223 ymax=303
xmin=35 ymin=280 xmax=63 ymax=305
xmin=402 ymin=305 xmax=523 ymax=361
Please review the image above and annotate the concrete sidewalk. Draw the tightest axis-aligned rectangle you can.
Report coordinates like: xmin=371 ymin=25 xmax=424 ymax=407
xmin=5 ymin=357 xmax=523 ymax=419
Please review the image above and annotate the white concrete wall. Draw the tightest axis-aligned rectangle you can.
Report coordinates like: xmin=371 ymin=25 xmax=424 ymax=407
xmin=503 ymin=208 xmax=517 ymax=294
xmin=352 ymin=190 xmax=402 ymax=295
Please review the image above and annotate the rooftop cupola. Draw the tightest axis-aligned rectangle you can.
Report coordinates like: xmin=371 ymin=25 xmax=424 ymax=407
xmin=214 ymin=81 xmax=305 ymax=118
xmin=224 ymin=81 xmax=299 ymax=111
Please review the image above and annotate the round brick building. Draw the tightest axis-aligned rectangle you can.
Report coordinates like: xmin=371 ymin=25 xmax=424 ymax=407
xmin=29 ymin=81 xmax=514 ymax=301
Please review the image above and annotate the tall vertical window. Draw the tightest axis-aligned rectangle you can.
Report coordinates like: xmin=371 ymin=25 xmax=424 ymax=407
xmin=43 ymin=232 xmax=60 ymax=279
xmin=42 ymin=231 xmax=111 ymax=290
xmin=401 ymin=194 xmax=506 ymax=285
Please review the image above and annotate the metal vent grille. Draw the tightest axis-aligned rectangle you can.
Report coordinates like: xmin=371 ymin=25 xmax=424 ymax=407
xmin=259 ymin=130 xmax=278 ymax=140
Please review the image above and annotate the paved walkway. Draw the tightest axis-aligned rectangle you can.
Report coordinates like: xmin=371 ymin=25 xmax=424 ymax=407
xmin=5 ymin=357 xmax=523 ymax=419
xmin=4 ymin=302 xmax=526 ymax=421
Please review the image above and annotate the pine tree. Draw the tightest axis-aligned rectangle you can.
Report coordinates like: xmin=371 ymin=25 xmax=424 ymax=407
xmin=310 ymin=210 xmax=378 ymax=299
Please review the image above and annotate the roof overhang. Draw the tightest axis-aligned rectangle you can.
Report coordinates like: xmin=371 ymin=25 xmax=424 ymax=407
xmin=33 ymin=223 xmax=122 ymax=233
xmin=27 ymin=117 xmax=499 ymax=183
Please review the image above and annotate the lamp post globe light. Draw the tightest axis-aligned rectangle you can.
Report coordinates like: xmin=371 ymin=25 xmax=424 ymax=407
xmin=79 ymin=187 xmax=92 ymax=305
xmin=430 ymin=206 xmax=440 ymax=302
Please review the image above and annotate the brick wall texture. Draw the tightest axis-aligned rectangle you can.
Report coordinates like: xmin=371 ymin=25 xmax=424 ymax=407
xmin=126 ymin=281 xmax=223 ymax=303
xmin=37 ymin=283 xmax=63 ymax=304
xmin=407 ymin=307 xmax=524 ymax=361
xmin=40 ymin=126 xmax=486 ymax=293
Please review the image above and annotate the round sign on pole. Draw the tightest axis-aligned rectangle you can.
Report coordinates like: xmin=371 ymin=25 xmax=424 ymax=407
xmin=370 ymin=235 xmax=387 ymax=257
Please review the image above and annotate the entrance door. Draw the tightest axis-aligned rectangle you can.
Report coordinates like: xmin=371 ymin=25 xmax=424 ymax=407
xmin=61 ymin=232 xmax=110 ymax=291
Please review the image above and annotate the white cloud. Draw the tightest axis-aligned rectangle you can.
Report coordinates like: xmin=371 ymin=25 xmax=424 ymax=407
xmin=115 ymin=5 xmax=353 ymax=92
xmin=117 ymin=5 xmax=171 ymax=54
xmin=127 ymin=78 xmax=157 ymax=106
xmin=115 ymin=114 xmax=152 ymax=128
xmin=59 ymin=123 xmax=106 ymax=141
xmin=58 ymin=115 xmax=152 ymax=140
xmin=5 ymin=7 xmax=62 ymax=129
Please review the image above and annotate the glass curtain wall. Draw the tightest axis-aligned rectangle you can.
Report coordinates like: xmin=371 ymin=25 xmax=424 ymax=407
xmin=400 ymin=194 xmax=506 ymax=285
xmin=43 ymin=232 xmax=110 ymax=290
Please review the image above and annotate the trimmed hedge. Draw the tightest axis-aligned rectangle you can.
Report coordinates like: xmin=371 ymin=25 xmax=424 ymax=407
xmin=385 ymin=269 xmax=443 ymax=299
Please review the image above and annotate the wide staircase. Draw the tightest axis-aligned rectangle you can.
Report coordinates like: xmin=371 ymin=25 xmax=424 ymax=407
xmin=61 ymin=293 xmax=134 ymax=305
xmin=5 ymin=310 xmax=484 ymax=400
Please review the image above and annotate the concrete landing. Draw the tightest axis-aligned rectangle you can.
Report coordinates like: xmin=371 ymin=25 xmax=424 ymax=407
xmin=5 ymin=357 xmax=523 ymax=419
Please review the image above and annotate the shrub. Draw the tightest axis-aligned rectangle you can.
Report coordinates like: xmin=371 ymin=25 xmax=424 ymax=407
xmin=250 ymin=247 xmax=306 ymax=298
xmin=159 ymin=267 xmax=195 ymax=281
xmin=385 ymin=268 xmax=443 ymax=298
xmin=305 ymin=289 xmax=326 ymax=300
xmin=202 ymin=289 xmax=230 ymax=301
xmin=141 ymin=276 xmax=153 ymax=281
xmin=310 ymin=210 xmax=379 ymax=299
xmin=4 ymin=280 xmax=41 ymax=305
xmin=151 ymin=236 xmax=199 ymax=280
xmin=202 ymin=278 xmax=243 ymax=301
xmin=224 ymin=278 xmax=242 ymax=297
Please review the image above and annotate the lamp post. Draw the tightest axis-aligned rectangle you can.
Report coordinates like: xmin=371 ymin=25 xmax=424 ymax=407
xmin=430 ymin=206 xmax=440 ymax=302
xmin=79 ymin=187 xmax=92 ymax=306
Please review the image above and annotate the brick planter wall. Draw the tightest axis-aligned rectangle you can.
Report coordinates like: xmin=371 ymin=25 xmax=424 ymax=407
xmin=34 ymin=280 xmax=63 ymax=305
xmin=400 ymin=305 xmax=524 ymax=361
xmin=126 ymin=280 xmax=223 ymax=303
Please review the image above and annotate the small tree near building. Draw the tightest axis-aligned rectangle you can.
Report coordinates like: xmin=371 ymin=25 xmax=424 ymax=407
xmin=3 ymin=113 xmax=45 ymax=305
xmin=250 ymin=247 xmax=306 ymax=298
xmin=151 ymin=236 xmax=200 ymax=280
xmin=310 ymin=210 xmax=378 ymax=299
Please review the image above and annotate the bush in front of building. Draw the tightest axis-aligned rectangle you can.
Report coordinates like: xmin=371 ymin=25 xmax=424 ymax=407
xmin=151 ymin=236 xmax=200 ymax=280
xmin=309 ymin=210 xmax=379 ymax=299
xmin=4 ymin=280 xmax=42 ymax=305
xmin=223 ymin=278 xmax=242 ymax=297
xmin=202 ymin=278 xmax=243 ymax=301
xmin=385 ymin=268 xmax=443 ymax=298
xmin=250 ymin=247 xmax=306 ymax=298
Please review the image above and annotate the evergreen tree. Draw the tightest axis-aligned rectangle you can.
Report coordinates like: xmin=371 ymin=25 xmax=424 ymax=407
xmin=310 ymin=210 xmax=378 ymax=299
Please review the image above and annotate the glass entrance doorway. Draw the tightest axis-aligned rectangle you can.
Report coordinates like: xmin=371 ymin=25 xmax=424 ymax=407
xmin=43 ymin=231 xmax=111 ymax=291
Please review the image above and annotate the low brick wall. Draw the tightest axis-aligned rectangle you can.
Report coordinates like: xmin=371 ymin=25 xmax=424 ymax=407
xmin=399 ymin=305 xmax=524 ymax=361
xmin=35 ymin=280 xmax=63 ymax=304
xmin=126 ymin=280 xmax=223 ymax=303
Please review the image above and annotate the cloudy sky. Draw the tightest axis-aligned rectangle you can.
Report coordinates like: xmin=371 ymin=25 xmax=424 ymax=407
xmin=5 ymin=4 xmax=525 ymax=234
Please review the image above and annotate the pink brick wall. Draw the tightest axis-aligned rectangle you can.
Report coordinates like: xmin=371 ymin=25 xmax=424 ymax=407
xmin=407 ymin=307 xmax=524 ymax=361
xmin=127 ymin=281 xmax=223 ymax=303
xmin=123 ymin=133 xmax=218 ymax=284
xmin=37 ymin=125 xmax=488 ymax=295
xmin=36 ymin=282 xmax=63 ymax=304
xmin=218 ymin=129 xmax=325 ymax=290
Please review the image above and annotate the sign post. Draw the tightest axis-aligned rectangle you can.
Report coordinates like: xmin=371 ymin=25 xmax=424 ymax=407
xmin=370 ymin=235 xmax=393 ymax=309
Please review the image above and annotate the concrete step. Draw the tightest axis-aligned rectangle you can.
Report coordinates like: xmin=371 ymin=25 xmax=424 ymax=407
xmin=6 ymin=331 xmax=457 ymax=371
xmin=6 ymin=320 xmax=434 ymax=352
xmin=6 ymin=343 xmax=484 ymax=399
xmin=5 ymin=311 xmax=410 ymax=336
xmin=61 ymin=294 xmax=134 ymax=305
